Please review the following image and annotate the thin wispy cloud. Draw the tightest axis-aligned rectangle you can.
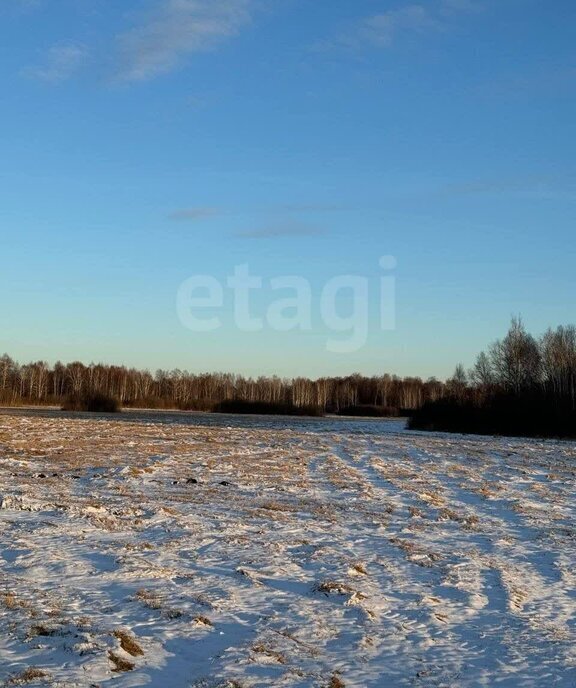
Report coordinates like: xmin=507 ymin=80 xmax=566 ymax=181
xmin=169 ymin=207 xmax=222 ymax=221
xmin=359 ymin=6 xmax=441 ymax=48
xmin=326 ymin=0 xmax=482 ymax=51
xmin=24 ymin=42 xmax=88 ymax=83
xmin=115 ymin=0 xmax=253 ymax=82
xmin=441 ymin=176 xmax=576 ymax=201
xmin=168 ymin=204 xmax=344 ymax=221
xmin=475 ymin=65 xmax=576 ymax=99
xmin=4 ymin=0 xmax=42 ymax=12
xmin=236 ymin=223 xmax=326 ymax=239
xmin=280 ymin=203 xmax=345 ymax=213
xmin=440 ymin=0 xmax=481 ymax=13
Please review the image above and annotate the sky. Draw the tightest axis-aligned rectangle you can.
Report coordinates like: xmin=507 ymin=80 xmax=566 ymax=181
xmin=0 ymin=0 xmax=575 ymax=379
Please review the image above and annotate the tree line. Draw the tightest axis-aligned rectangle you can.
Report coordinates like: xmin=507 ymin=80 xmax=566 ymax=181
xmin=410 ymin=318 xmax=576 ymax=438
xmin=0 ymin=354 xmax=446 ymax=415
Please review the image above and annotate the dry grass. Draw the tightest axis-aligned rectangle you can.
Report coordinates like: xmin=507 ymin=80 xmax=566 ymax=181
xmin=254 ymin=500 xmax=293 ymax=522
xmin=419 ymin=490 xmax=445 ymax=507
xmin=1 ymin=593 xmax=31 ymax=611
xmin=134 ymin=588 xmax=162 ymax=610
xmin=113 ymin=630 xmax=144 ymax=657
xmin=258 ymin=500 xmax=292 ymax=512
xmin=124 ymin=541 xmax=154 ymax=551
xmin=251 ymin=643 xmax=287 ymax=664
xmin=389 ymin=538 xmax=442 ymax=567
xmin=28 ymin=623 xmax=59 ymax=638
xmin=193 ymin=615 xmax=213 ymax=627
xmin=7 ymin=668 xmax=49 ymax=685
xmin=476 ymin=482 xmax=502 ymax=499
xmin=134 ymin=588 xmax=184 ymax=619
xmin=314 ymin=580 xmax=354 ymax=595
xmin=108 ymin=651 xmax=136 ymax=673
xmin=307 ymin=503 xmax=338 ymax=523
xmin=389 ymin=537 xmax=418 ymax=553
xmin=350 ymin=562 xmax=367 ymax=576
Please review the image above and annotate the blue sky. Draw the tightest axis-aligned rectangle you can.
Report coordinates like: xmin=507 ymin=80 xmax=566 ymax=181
xmin=1 ymin=0 xmax=574 ymax=378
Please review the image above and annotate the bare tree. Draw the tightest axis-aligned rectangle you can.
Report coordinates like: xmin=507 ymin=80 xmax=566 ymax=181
xmin=490 ymin=317 xmax=541 ymax=394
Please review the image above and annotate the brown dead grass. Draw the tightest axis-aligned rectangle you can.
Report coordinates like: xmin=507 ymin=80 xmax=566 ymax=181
xmin=194 ymin=615 xmax=213 ymax=627
xmin=108 ymin=651 xmax=136 ymax=673
xmin=251 ymin=643 xmax=287 ymax=664
xmin=7 ymin=668 xmax=49 ymax=685
xmin=1 ymin=593 xmax=24 ymax=610
xmin=419 ymin=490 xmax=445 ymax=507
xmin=258 ymin=500 xmax=292 ymax=512
xmin=28 ymin=624 xmax=59 ymax=638
xmin=113 ymin=630 xmax=144 ymax=657
xmin=438 ymin=508 xmax=479 ymax=528
xmin=476 ymin=482 xmax=503 ymax=499
xmin=350 ymin=562 xmax=367 ymax=575
xmin=134 ymin=588 xmax=162 ymax=610
xmin=315 ymin=580 xmax=354 ymax=595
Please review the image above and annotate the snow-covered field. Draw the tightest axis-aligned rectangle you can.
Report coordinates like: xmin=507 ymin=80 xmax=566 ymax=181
xmin=0 ymin=411 xmax=575 ymax=687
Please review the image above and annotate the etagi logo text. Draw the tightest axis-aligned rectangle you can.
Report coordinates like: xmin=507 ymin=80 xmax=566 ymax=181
xmin=177 ymin=257 xmax=396 ymax=353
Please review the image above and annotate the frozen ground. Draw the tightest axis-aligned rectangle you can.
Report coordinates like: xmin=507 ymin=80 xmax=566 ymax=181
xmin=0 ymin=411 xmax=575 ymax=687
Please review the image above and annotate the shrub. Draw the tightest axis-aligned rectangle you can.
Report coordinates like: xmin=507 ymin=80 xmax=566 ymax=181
xmin=213 ymin=399 xmax=324 ymax=416
xmin=338 ymin=405 xmax=400 ymax=417
xmin=408 ymin=394 xmax=576 ymax=439
xmin=62 ymin=392 xmax=120 ymax=413
xmin=176 ymin=398 xmax=216 ymax=412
